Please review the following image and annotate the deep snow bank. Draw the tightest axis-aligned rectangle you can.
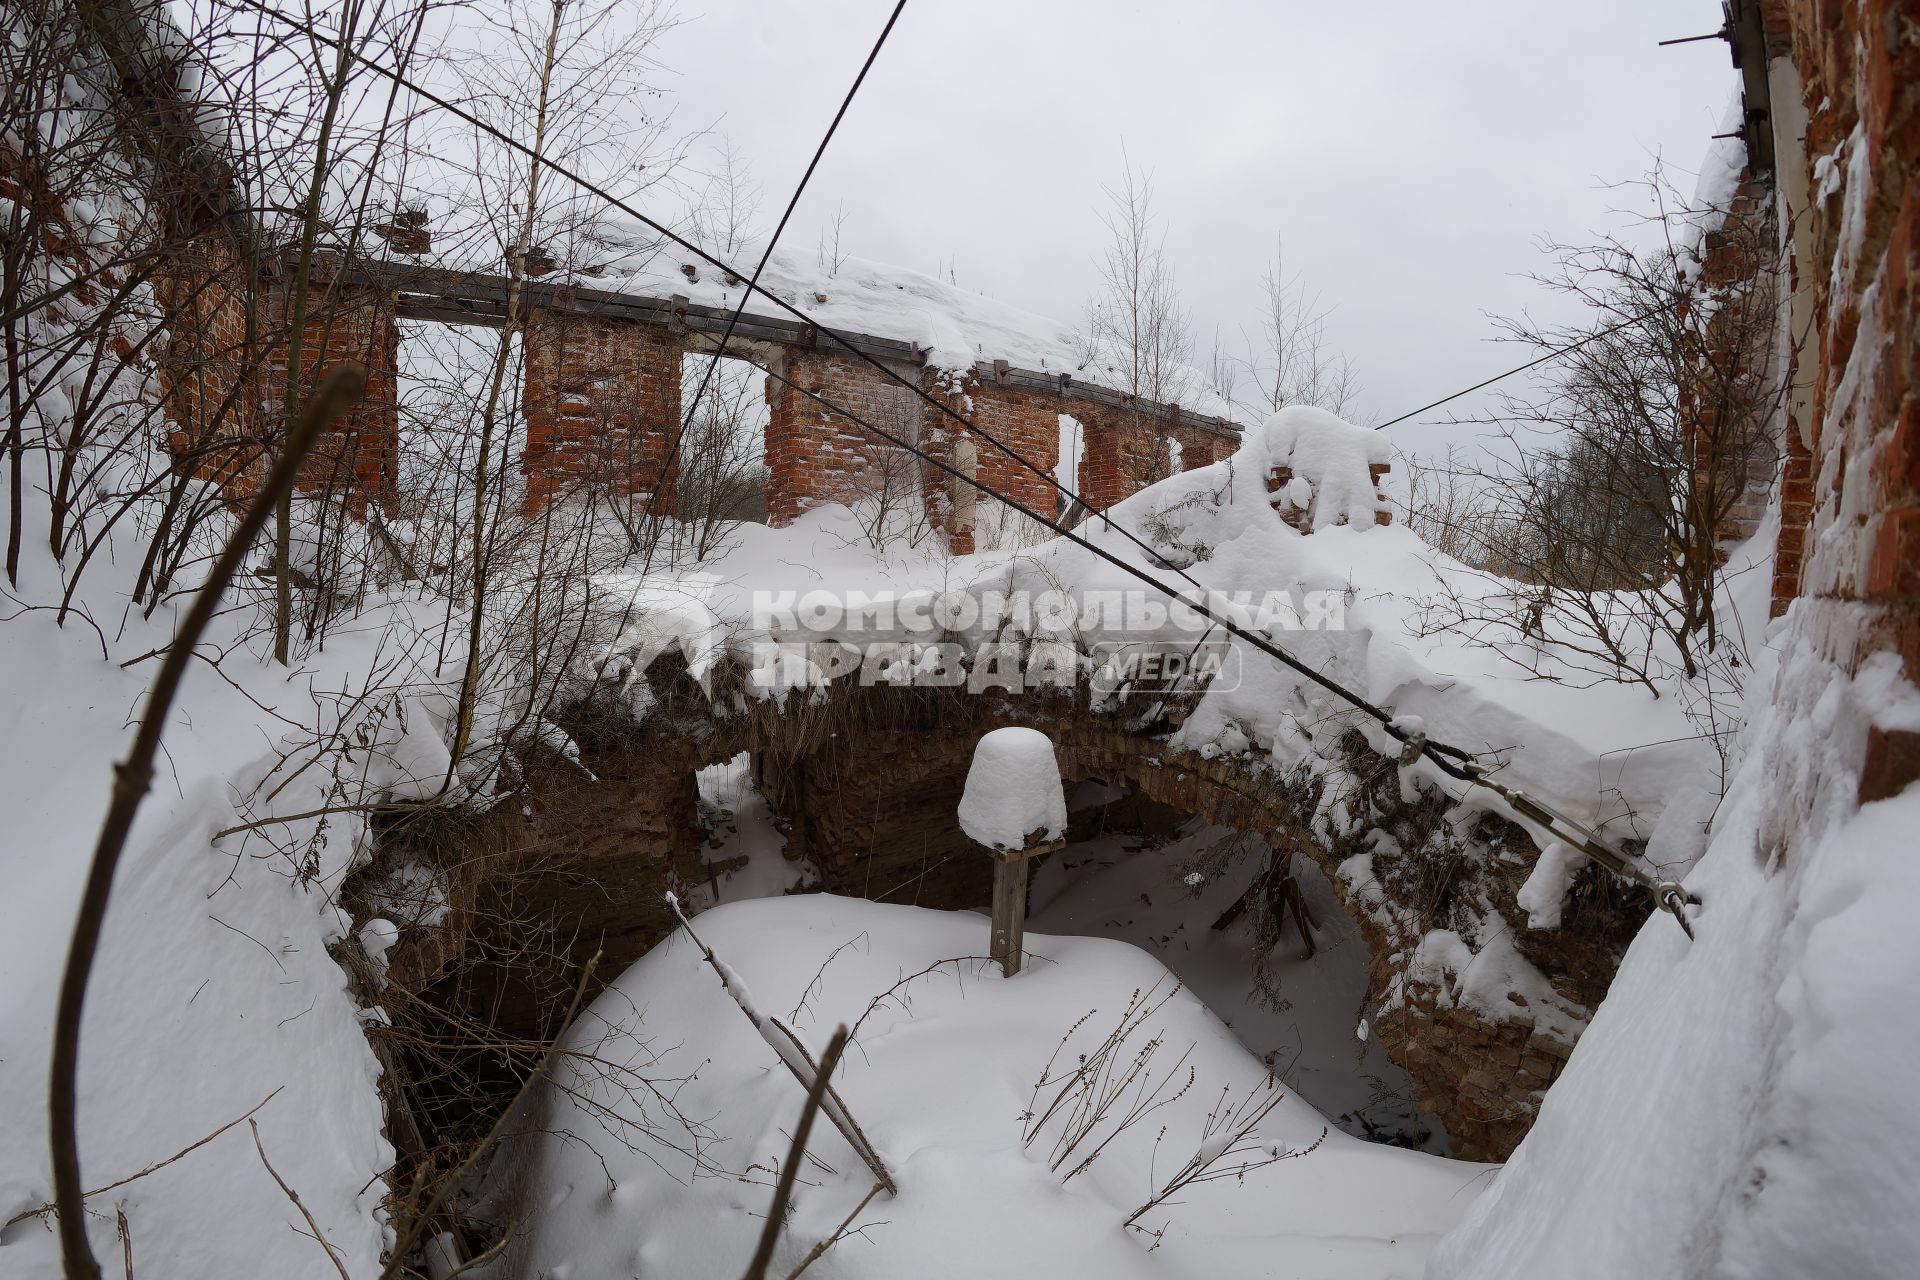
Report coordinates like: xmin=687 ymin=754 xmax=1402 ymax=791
xmin=1425 ymin=640 xmax=1920 ymax=1278
xmin=494 ymin=894 xmax=1487 ymax=1280
xmin=608 ymin=405 xmax=1721 ymax=868
xmin=0 ymin=518 xmax=400 ymax=1276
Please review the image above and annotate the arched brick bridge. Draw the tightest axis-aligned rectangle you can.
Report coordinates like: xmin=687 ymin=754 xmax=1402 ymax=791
xmin=363 ymin=657 xmax=1644 ymax=1164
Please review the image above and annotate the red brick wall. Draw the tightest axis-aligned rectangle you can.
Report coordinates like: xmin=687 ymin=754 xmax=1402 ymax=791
xmin=762 ymin=360 xmax=1247 ymax=541
xmin=762 ymin=348 xmax=925 ymax=526
xmin=964 ymin=381 xmax=1072 ymax=517
xmin=153 ymin=231 xmax=267 ymax=494
xmin=1694 ymin=170 xmax=1787 ymax=554
xmin=1069 ymin=404 xmax=1239 ymax=509
xmin=154 ymin=241 xmax=402 ymax=513
xmin=1769 ymin=0 xmax=1920 ymax=796
xmin=520 ymin=308 xmax=682 ymax=517
xmin=1075 ymin=404 xmax=1172 ymax=508
xmin=265 ymin=281 xmax=400 ymax=516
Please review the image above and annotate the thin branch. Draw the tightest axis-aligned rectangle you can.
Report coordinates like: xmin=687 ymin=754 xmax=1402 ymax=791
xmin=785 ymin=1179 xmax=885 ymax=1280
xmin=249 ymin=1120 xmax=353 ymax=1280
xmin=49 ymin=365 xmax=365 ymax=1280
xmin=8 ymin=1088 xmax=283 ymax=1228
xmin=741 ymin=1024 xmax=851 ymax=1280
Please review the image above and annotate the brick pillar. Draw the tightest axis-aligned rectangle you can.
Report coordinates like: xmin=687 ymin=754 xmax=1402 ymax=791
xmin=154 ymin=230 xmax=266 ymax=495
xmin=520 ymin=309 xmax=682 ymax=517
xmin=967 ymin=377 xmax=1072 ymax=515
xmin=1076 ymin=404 xmax=1168 ymax=508
xmin=763 ymin=348 xmax=922 ymax=527
xmin=272 ymin=290 xmax=399 ymax=517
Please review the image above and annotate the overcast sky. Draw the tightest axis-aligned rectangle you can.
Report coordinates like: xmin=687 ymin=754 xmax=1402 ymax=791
xmin=643 ymin=0 xmax=1735 ymax=460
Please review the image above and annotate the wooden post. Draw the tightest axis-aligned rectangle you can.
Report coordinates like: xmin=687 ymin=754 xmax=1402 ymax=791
xmin=986 ymin=839 xmax=1062 ymax=977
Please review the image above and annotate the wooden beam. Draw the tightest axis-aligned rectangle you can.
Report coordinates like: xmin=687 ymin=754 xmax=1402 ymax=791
xmin=332 ymin=260 xmax=1246 ymax=436
xmin=991 ymin=857 xmax=1028 ymax=976
xmin=985 ymin=838 xmax=1062 ymax=977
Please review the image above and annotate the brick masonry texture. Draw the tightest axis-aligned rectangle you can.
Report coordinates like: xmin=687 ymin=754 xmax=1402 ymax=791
xmin=1764 ymin=0 xmax=1920 ymax=794
xmin=152 ymin=0 xmax=1920 ymax=1160
xmin=422 ymin=668 xmax=1602 ymax=1162
xmin=521 ymin=307 xmax=682 ymax=517
xmin=150 ymin=249 xmax=1238 ymax=538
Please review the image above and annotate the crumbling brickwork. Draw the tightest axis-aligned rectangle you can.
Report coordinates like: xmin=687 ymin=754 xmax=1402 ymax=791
xmin=1766 ymin=0 xmax=1920 ymax=792
xmin=520 ymin=307 xmax=681 ymax=517
xmin=153 ymin=242 xmax=402 ymax=513
xmin=762 ymin=348 xmax=925 ymax=525
xmin=964 ymin=379 xmax=1075 ymax=517
xmin=753 ymin=707 xmax=1586 ymax=1160
xmin=150 ymin=248 xmax=1239 ymax=537
xmin=268 ymin=277 xmax=400 ymax=516
xmin=152 ymin=230 xmax=266 ymax=493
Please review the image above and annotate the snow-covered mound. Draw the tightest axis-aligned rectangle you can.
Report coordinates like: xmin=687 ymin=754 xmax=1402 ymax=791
xmin=1265 ymin=405 xmax=1393 ymax=530
xmin=0 ymin=517 xmax=404 ymax=1277
xmin=1426 ymin=647 xmax=1920 ymax=1279
xmin=493 ymin=895 xmax=1486 ymax=1279
xmin=605 ymin=407 xmax=1722 ymax=853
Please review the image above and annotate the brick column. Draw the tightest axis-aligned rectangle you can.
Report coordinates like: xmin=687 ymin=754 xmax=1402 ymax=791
xmin=274 ymin=290 xmax=400 ymax=517
xmin=520 ymin=309 xmax=683 ymax=517
xmin=763 ymin=348 xmax=923 ymax=527
xmin=966 ymin=377 xmax=1073 ymax=515
xmin=154 ymin=230 xmax=267 ymax=495
xmin=1076 ymin=404 xmax=1169 ymax=508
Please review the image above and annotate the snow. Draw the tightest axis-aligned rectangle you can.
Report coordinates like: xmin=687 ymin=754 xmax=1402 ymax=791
xmin=0 ymin=541 xmax=396 ymax=1277
xmin=1428 ymin=642 xmax=1920 ymax=1279
xmin=1027 ymin=809 xmax=1442 ymax=1149
xmin=957 ymin=727 xmax=1067 ymax=850
xmin=8 ymin=41 xmax=1905 ymax=1275
xmin=489 ymin=894 xmax=1489 ymax=1280
xmin=1259 ymin=406 xmax=1393 ymax=530
xmin=1681 ymin=91 xmax=1753 ymax=264
xmin=1514 ymin=842 xmax=1582 ymax=930
xmin=1057 ymin=413 xmax=1085 ymax=498
xmin=423 ymin=218 xmax=1239 ymax=418
xmin=612 ymin=408 xmax=1717 ymax=853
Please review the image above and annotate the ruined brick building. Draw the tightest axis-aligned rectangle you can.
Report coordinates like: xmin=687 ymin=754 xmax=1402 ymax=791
xmin=16 ymin=0 xmax=1915 ymax=1171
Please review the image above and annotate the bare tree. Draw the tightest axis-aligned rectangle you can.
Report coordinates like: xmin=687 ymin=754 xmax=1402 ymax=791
xmin=1398 ymin=447 xmax=1493 ymax=565
xmin=676 ymin=353 xmax=769 ymax=558
xmin=815 ymin=199 xmax=851 ymax=277
xmin=1081 ymin=155 xmax=1193 ymax=404
xmin=1238 ymin=235 xmax=1360 ymax=417
xmin=690 ymin=135 xmax=760 ymax=260
xmin=1416 ymin=173 xmax=1786 ymax=699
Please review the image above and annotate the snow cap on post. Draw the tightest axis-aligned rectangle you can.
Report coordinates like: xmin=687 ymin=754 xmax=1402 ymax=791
xmin=958 ymin=727 xmax=1067 ymax=851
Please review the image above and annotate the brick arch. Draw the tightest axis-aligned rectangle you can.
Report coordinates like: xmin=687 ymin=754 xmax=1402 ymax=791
xmin=749 ymin=699 xmax=1606 ymax=1161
